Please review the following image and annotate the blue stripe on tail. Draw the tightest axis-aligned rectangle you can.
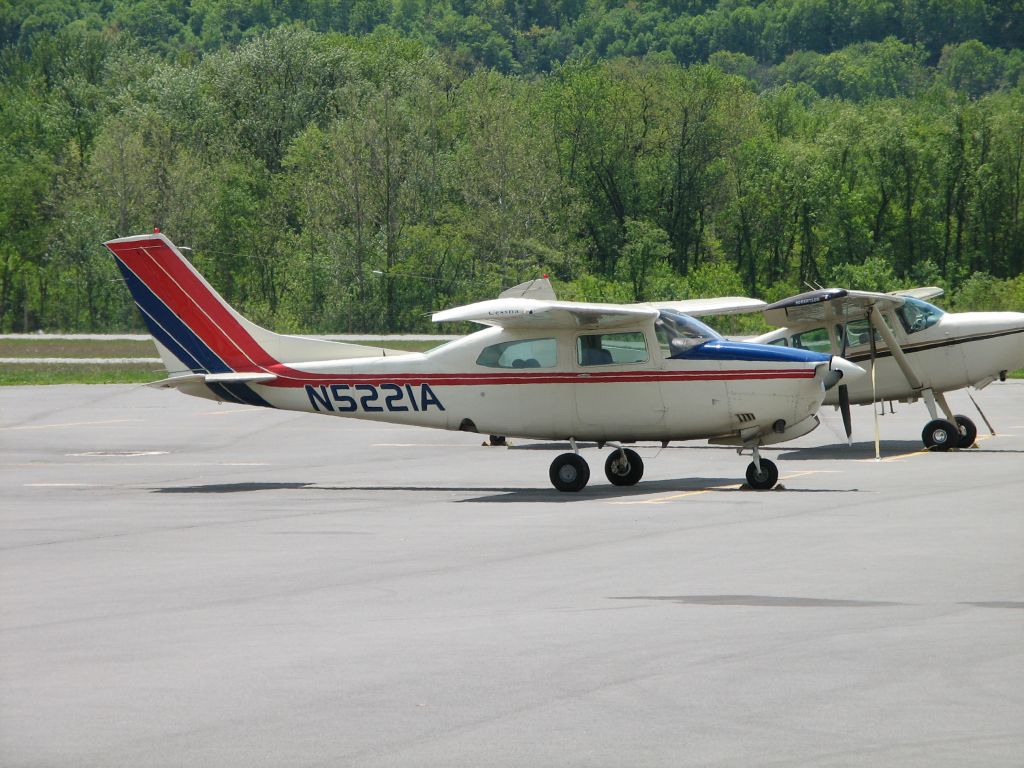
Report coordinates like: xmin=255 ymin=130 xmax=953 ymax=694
xmin=114 ymin=258 xmax=232 ymax=374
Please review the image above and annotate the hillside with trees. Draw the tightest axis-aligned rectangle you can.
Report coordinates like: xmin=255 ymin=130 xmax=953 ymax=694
xmin=1 ymin=1 xmax=1022 ymax=332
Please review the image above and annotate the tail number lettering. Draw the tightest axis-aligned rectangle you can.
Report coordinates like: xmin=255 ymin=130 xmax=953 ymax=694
xmin=306 ymin=383 xmax=444 ymax=413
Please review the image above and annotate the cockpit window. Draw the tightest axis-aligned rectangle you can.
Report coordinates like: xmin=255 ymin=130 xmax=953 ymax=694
xmin=897 ymin=297 xmax=944 ymax=334
xmin=655 ymin=310 xmax=723 ymax=358
xmin=577 ymin=332 xmax=648 ymax=365
xmin=476 ymin=338 xmax=557 ymax=368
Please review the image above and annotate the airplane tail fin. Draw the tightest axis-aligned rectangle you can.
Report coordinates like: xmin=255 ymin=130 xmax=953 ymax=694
xmin=104 ymin=232 xmax=401 ymax=382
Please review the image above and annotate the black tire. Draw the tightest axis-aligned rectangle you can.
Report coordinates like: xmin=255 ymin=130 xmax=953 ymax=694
xmin=922 ymin=418 xmax=958 ymax=451
xmin=745 ymin=458 xmax=779 ymax=490
xmin=953 ymin=415 xmax=977 ymax=449
xmin=549 ymin=453 xmax=590 ymax=492
xmin=604 ymin=448 xmax=644 ymax=486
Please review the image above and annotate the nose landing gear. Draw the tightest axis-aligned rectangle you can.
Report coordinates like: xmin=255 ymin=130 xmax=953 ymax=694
xmin=745 ymin=444 xmax=779 ymax=490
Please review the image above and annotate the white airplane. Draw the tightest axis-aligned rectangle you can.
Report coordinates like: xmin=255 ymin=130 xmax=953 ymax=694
xmin=104 ymin=232 xmax=864 ymax=492
xmin=749 ymin=287 xmax=1024 ymax=452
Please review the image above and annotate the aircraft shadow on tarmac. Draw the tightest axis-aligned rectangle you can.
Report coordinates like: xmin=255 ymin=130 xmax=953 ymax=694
xmin=778 ymin=439 xmax=1024 ymax=460
xmin=777 ymin=440 xmax=925 ymax=460
xmin=610 ymin=596 xmax=1024 ymax=609
xmin=154 ymin=482 xmax=314 ymax=494
xmin=610 ymin=595 xmax=908 ymax=608
xmin=149 ymin=477 xmax=861 ymax=503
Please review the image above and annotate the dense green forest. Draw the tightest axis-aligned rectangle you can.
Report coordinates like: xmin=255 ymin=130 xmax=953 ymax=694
xmin=2 ymin=1 xmax=1023 ymax=333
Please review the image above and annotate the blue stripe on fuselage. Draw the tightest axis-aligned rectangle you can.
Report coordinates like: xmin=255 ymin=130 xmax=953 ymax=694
xmin=673 ymin=340 xmax=831 ymax=363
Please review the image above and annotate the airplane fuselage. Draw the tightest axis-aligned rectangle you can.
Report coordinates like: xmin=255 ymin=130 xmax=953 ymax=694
xmin=753 ymin=310 xmax=1024 ymax=405
xmin=175 ymin=325 xmax=836 ymax=444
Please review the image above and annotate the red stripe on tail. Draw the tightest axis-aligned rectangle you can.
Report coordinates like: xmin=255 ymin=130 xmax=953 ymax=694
xmin=107 ymin=237 xmax=277 ymax=371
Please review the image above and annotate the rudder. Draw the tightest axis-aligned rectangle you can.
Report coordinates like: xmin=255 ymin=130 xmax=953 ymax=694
xmin=105 ymin=233 xmax=274 ymax=376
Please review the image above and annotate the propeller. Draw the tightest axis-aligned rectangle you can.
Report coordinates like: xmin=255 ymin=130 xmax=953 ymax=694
xmin=837 ymin=304 xmax=853 ymax=444
xmin=867 ymin=306 xmax=880 ymax=460
xmin=838 ymin=383 xmax=852 ymax=443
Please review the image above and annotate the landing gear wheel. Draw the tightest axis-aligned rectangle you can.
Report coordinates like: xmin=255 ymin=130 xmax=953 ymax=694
xmin=745 ymin=458 xmax=779 ymax=490
xmin=922 ymin=418 xmax=958 ymax=451
xmin=604 ymin=448 xmax=644 ymax=486
xmin=953 ymin=414 xmax=977 ymax=448
xmin=550 ymin=453 xmax=590 ymax=492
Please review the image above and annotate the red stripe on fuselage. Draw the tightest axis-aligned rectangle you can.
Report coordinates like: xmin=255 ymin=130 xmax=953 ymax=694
xmin=264 ymin=369 xmax=816 ymax=387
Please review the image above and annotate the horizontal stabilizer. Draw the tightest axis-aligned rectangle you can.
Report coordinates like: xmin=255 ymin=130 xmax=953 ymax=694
xmin=148 ymin=372 xmax=278 ymax=389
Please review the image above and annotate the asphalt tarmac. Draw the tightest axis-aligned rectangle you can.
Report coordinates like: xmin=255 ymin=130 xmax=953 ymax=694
xmin=2 ymin=383 xmax=1023 ymax=767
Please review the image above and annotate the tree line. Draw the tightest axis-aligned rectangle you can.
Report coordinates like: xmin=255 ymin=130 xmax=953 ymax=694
xmin=5 ymin=0 xmax=1023 ymax=78
xmin=1 ymin=11 xmax=1022 ymax=333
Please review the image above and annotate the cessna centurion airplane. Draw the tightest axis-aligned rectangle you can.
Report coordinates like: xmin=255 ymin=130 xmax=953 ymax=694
xmin=750 ymin=288 xmax=1024 ymax=452
xmin=105 ymin=232 xmax=865 ymax=491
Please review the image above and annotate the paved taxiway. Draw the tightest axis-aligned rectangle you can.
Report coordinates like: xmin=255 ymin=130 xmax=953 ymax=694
xmin=2 ymin=383 xmax=1023 ymax=767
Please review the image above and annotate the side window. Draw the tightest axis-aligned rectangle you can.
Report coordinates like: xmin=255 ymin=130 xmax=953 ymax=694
xmin=577 ymin=331 xmax=649 ymax=366
xmin=790 ymin=327 xmax=831 ymax=353
xmin=835 ymin=320 xmax=878 ymax=349
xmin=768 ymin=337 xmax=788 ymax=347
xmin=476 ymin=338 xmax=557 ymax=369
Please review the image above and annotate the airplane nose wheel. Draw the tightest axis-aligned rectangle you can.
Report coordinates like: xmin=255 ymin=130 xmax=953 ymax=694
xmin=550 ymin=453 xmax=590 ymax=492
xmin=604 ymin=448 xmax=644 ymax=486
xmin=922 ymin=418 xmax=958 ymax=451
xmin=745 ymin=458 xmax=779 ymax=490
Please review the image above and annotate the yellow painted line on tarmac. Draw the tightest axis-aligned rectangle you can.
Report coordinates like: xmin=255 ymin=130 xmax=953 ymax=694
xmin=860 ymin=433 xmax=1004 ymax=463
xmin=0 ymin=418 xmax=144 ymax=432
xmin=860 ymin=448 xmax=928 ymax=463
xmin=609 ymin=470 xmax=828 ymax=505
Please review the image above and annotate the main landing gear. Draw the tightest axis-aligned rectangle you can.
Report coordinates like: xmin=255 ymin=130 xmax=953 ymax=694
xmin=549 ymin=444 xmax=643 ymax=492
xmin=547 ymin=442 xmax=779 ymax=492
xmin=920 ymin=390 xmax=978 ymax=451
xmin=922 ymin=414 xmax=977 ymax=451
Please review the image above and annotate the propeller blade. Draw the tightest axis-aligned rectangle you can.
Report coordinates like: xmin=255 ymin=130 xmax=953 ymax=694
xmin=839 ymin=384 xmax=852 ymax=444
xmin=839 ymin=304 xmax=849 ymax=359
xmin=869 ymin=308 xmax=880 ymax=460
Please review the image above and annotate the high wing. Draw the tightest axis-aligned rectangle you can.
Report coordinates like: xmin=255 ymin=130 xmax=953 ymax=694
xmin=761 ymin=287 xmax=942 ymax=327
xmin=433 ymin=295 xmax=765 ymax=330
xmin=640 ymin=296 xmax=767 ymax=317
xmin=888 ymin=286 xmax=944 ymax=302
xmin=432 ymin=298 xmax=659 ymax=329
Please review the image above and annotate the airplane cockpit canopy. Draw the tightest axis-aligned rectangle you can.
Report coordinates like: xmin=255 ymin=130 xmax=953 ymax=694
xmin=897 ymin=297 xmax=944 ymax=334
xmin=655 ymin=309 xmax=722 ymax=357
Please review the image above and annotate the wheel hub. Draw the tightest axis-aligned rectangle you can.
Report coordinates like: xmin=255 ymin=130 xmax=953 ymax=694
xmin=558 ymin=465 xmax=578 ymax=483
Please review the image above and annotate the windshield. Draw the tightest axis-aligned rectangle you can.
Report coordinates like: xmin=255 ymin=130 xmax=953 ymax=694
xmin=655 ymin=310 xmax=723 ymax=357
xmin=897 ymin=297 xmax=944 ymax=334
